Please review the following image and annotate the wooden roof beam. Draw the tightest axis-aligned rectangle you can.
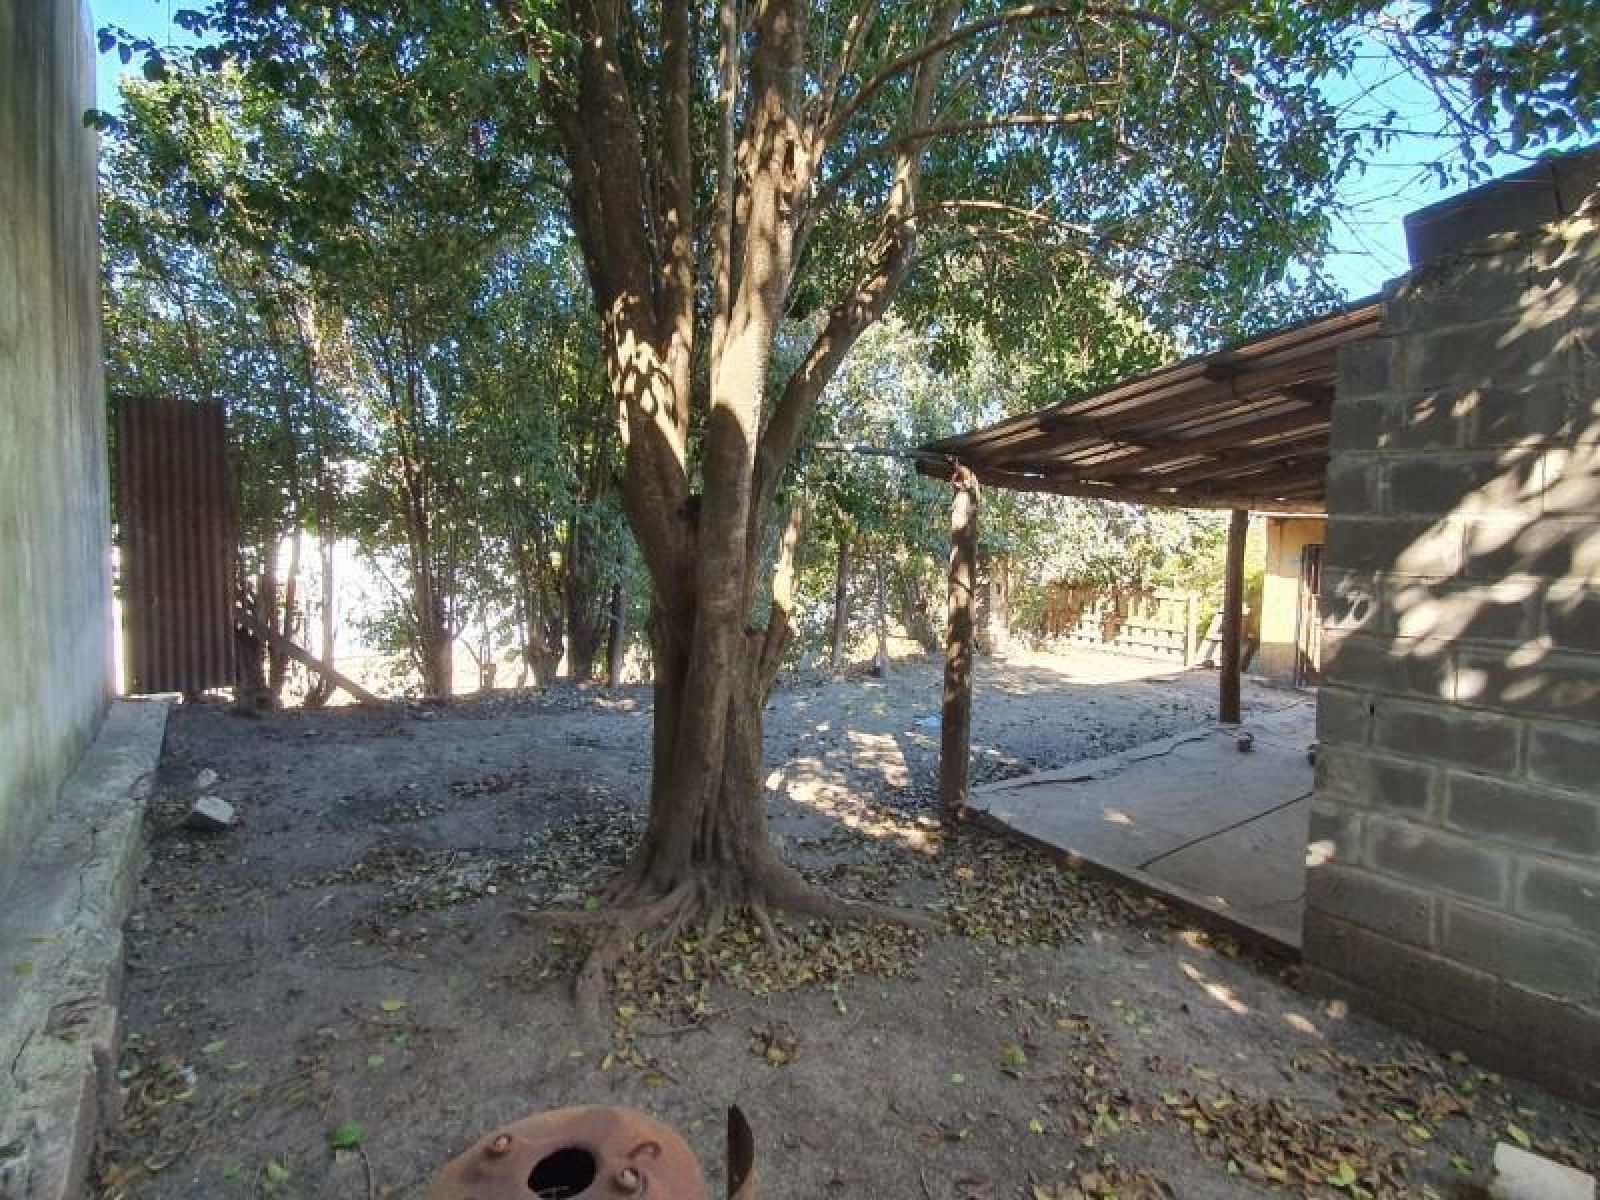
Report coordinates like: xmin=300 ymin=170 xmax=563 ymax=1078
xmin=925 ymin=300 xmax=1379 ymax=460
xmin=991 ymin=401 xmax=1332 ymax=480
xmin=917 ymin=459 xmax=1325 ymax=513
xmin=1181 ymin=459 xmax=1329 ymax=504
xmin=1137 ymin=437 xmax=1327 ymax=490
xmin=967 ymin=368 xmax=1331 ymax=461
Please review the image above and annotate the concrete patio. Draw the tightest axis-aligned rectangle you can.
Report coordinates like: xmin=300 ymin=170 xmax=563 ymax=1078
xmin=969 ymin=697 xmax=1315 ymax=951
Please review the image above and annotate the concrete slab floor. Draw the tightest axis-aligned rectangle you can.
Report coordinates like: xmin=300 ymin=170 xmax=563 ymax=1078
xmin=970 ymin=698 xmax=1315 ymax=951
xmin=0 ymin=699 xmax=170 ymax=1200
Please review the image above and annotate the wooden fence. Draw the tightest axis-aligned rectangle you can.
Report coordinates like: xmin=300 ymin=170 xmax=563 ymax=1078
xmin=1038 ymin=583 xmax=1202 ymax=665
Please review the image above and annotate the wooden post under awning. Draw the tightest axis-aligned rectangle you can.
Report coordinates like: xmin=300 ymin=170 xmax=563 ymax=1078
xmin=1219 ymin=508 xmax=1249 ymax=724
xmin=940 ymin=466 xmax=980 ymax=816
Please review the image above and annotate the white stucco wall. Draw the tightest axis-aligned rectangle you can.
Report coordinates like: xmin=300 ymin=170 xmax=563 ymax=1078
xmin=0 ymin=0 xmax=114 ymax=892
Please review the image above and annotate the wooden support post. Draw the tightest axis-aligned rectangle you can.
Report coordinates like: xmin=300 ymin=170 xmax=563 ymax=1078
xmin=1219 ymin=508 xmax=1249 ymax=724
xmin=940 ymin=467 xmax=979 ymax=817
xmin=1184 ymin=591 xmax=1199 ymax=667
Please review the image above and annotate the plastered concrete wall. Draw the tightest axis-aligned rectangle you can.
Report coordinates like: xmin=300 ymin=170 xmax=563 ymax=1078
xmin=0 ymin=0 xmax=114 ymax=893
xmin=1306 ymin=148 xmax=1600 ymax=1105
xmin=1257 ymin=516 xmax=1324 ymax=680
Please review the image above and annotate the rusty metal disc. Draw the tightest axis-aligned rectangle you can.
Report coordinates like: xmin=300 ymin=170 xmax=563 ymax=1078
xmin=431 ymin=1106 xmax=709 ymax=1199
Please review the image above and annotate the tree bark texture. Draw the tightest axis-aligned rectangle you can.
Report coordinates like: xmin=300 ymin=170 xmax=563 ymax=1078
xmin=872 ymin=555 xmax=890 ymax=677
xmin=1220 ymin=508 xmax=1249 ymax=724
xmin=940 ymin=469 xmax=979 ymax=817
xmin=896 ymin=569 xmax=940 ymax=656
xmin=830 ymin=537 xmax=852 ymax=673
xmin=605 ymin=582 xmax=626 ymax=687
xmin=508 ymin=0 xmax=951 ymax=1014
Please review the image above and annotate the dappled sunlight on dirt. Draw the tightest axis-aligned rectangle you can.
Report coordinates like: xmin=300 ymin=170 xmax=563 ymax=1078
xmin=1179 ymin=960 xmax=1251 ymax=1015
xmin=93 ymin=654 xmax=1600 ymax=1199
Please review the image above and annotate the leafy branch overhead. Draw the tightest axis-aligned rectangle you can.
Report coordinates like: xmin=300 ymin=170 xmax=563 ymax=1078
xmin=96 ymin=0 xmax=1600 ymax=1006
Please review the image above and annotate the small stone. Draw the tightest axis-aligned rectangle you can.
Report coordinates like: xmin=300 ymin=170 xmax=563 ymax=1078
xmin=185 ymin=795 xmax=237 ymax=831
xmin=193 ymin=767 xmax=219 ymax=790
xmin=1236 ymin=732 xmax=1255 ymax=753
xmin=1490 ymin=1143 xmax=1596 ymax=1200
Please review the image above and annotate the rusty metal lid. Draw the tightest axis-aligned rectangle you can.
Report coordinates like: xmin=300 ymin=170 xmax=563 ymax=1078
xmin=431 ymin=1106 xmax=709 ymax=1199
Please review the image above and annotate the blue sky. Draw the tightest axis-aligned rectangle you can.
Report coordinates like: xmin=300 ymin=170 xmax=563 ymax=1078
xmin=90 ymin=0 xmax=1574 ymax=302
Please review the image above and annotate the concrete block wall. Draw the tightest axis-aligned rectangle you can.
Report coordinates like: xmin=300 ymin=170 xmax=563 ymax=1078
xmin=1306 ymin=147 xmax=1600 ymax=1106
xmin=0 ymin=0 xmax=114 ymax=894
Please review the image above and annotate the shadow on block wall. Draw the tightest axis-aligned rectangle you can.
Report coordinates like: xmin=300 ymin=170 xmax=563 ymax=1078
xmin=1306 ymin=163 xmax=1600 ymax=1107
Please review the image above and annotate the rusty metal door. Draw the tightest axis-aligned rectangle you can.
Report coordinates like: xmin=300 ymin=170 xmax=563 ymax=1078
xmin=116 ymin=396 xmax=237 ymax=694
xmin=1293 ymin=542 xmax=1323 ymax=687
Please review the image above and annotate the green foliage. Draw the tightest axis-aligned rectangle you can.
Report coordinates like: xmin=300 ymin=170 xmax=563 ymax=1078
xmin=96 ymin=0 xmax=1600 ymax=690
xmin=100 ymin=40 xmax=633 ymax=695
xmin=789 ymin=312 xmax=1230 ymax=661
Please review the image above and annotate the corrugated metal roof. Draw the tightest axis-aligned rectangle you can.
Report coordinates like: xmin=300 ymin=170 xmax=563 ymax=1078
xmin=918 ymin=298 xmax=1384 ymax=512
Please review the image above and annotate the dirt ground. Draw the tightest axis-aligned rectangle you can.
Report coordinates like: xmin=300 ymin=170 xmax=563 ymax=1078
xmin=96 ymin=649 xmax=1599 ymax=1199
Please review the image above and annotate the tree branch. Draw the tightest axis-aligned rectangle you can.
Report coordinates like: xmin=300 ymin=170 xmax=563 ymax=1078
xmin=806 ymin=111 xmax=1099 ymax=238
xmin=758 ymin=496 xmax=806 ymax=693
xmin=659 ymin=0 xmax=695 ymax=438
xmin=821 ymin=3 xmax=1188 ymax=146
xmin=814 ymin=0 xmax=881 ymax=129
xmin=749 ymin=0 xmax=959 ymax=560
xmin=708 ymin=0 xmax=742 ymax=372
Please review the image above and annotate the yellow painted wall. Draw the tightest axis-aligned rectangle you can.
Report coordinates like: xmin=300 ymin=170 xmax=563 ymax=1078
xmin=1256 ymin=517 xmax=1324 ymax=680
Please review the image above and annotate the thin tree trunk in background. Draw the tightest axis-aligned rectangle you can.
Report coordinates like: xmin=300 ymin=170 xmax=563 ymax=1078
xmin=318 ymin=537 xmax=335 ymax=675
xmin=269 ymin=527 xmax=304 ymax=697
xmin=475 ymin=611 xmax=496 ymax=691
xmin=988 ymin=555 xmax=1011 ymax=656
xmin=303 ymin=536 xmax=337 ymax=708
xmin=897 ymin=570 xmax=940 ymax=655
xmin=421 ymin=612 xmax=453 ymax=697
xmin=512 ymin=536 xmax=561 ymax=686
xmin=872 ymin=555 xmax=890 ymax=677
xmin=255 ymin=550 xmax=279 ymax=701
xmin=830 ymin=538 xmax=851 ymax=673
xmin=605 ymin=582 xmax=626 ymax=687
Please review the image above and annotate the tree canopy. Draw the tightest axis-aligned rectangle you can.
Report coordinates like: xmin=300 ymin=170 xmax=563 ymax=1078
xmin=98 ymin=0 xmax=1600 ymax=1013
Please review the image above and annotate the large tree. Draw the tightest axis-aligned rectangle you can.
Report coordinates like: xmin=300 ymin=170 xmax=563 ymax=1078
xmin=107 ymin=0 xmax=1599 ymax=1013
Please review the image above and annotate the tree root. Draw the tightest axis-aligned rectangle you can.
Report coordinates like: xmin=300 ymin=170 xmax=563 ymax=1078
xmin=758 ymin=864 xmax=938 ymax=932
xmin=558 ymin=861 xmax=934 ymax=1031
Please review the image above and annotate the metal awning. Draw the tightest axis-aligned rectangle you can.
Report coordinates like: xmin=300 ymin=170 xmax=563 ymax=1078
xmin=917 ymin=297 xmax=1383 ymax=513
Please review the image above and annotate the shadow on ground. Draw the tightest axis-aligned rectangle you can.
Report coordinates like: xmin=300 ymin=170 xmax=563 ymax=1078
xmin=95 ymin=649 xmax=1598 ymax=1199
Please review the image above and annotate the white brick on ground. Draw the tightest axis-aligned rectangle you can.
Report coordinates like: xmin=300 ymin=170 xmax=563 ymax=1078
xmin=185 ymin=794 xmax=236 ymax=831
xmin=1489 ymin=1143 xmax=1596 ymax=1200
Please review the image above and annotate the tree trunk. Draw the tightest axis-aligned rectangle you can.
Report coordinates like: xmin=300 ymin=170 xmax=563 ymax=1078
xmin=528 ymin=0 xmax=941 ymax=1022
xmin=564 ymin=544 xmax=610 ymax=683
xmin=872 ymin=555 xmax=890 ymax=677
xmin=303 ymin=537 xmax=338 ymax=708
xmin=897 ymin=570 xmax=940 ymax=656
xmin=251 ymin=550 xmax=281 ymax=701
xmin=269 ymin=527 xmax=303 ymax=698
xmin=977 ymin=553 xmax=1011 ymax=657
xmin=940 ymin=470 xmax=979 ymax=816
xmin=605 ymin=582 xmax=626 ymax=687
xmin=830 ymin=537 xmax=851 ymax=673
xmin=419 ymin=605 xmax=453 ymax=697
xmin=567 ymin=624 xmax=602 ymax=683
